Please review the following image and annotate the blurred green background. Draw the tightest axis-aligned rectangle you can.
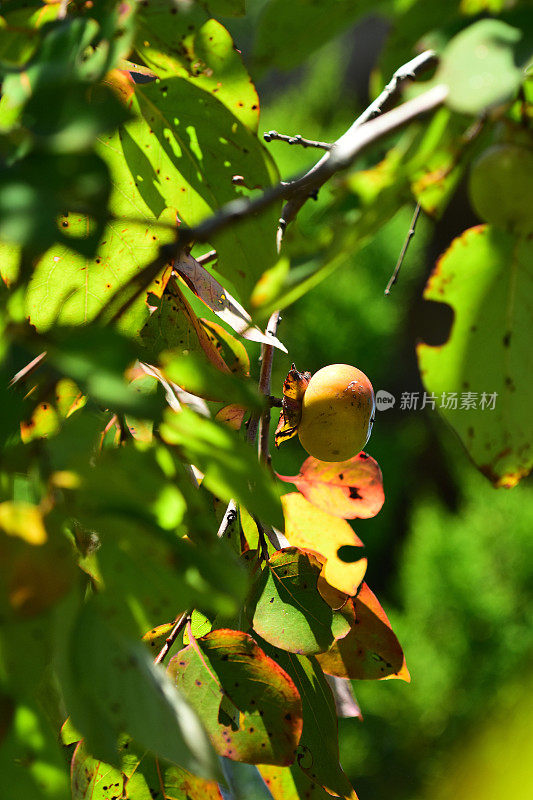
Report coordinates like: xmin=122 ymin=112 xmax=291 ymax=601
xmin=225 ymin=8 xmax=533 ymax=800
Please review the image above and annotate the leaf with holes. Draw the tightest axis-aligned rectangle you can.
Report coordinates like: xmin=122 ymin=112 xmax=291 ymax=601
xmin=417 ymin=226 xmax=533 ymax=487
xmin=112 ymin=73 xmax=279 ymax=304
xmin=168 ymin=629 xmax=303 ymax=766
xmin=175 ymin=253 xmax=287 ymax=351
xmin=316 ymin=583 xmax=410 ymax=682
xmin=281 ymin=493 xmax=367 ymax=597
xmin=277 ymin=453 xmax=384 ymax=520
xmin=248 ymin=548 xmax=354 ymax=656
xmin=260 ymin=645 xmax=357 ymax=800
xmin=135 ymin=0 xmax=259 ymax=130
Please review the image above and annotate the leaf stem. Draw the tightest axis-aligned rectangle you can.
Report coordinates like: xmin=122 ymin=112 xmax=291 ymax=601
xmin=153 ymin=611 xmax=190 ymax=666
xmin=384 ymin=202 xmax=422 ymax=295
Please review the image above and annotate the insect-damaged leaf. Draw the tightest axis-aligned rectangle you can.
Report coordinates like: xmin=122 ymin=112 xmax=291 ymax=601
xmin=281 ymin=493 xmax=367 ymax=597
xmin=275 ymin=366 xmax=311 ymax=447
xmin=58 ymin=599 xmax=221 ymax=780
xmin=135 ymin=0 xmax=258 ymax=130
xmin=277 ymin=452 xmax=384 ymax=520
xmin=316 ymin=583 xmax=410 ymax=682
xmin=175 ymin=253 xmax=287 ymax=352
xmin=417 ymin=226 xmax=533 ymax=488
xmin=168 ymin=629 xmax=303 ymax=766
xmin=140 ymin=276 xmax=229 ymax=376
xmin=248 ymin=548 xmax=354 ymax=656
xmin=71 ymin=738 xmax=224 ymax=800
xmin=109 ymin=72 xmax=280 ymax=305
xmin=259 ymin=644 xmax=357 ymax=800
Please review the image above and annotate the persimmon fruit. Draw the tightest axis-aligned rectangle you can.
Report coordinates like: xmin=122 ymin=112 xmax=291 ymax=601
xmin=297 ymin=364 xmax=375 ymax=462
xmin=468 ymin=143 xmax=533 ymax=235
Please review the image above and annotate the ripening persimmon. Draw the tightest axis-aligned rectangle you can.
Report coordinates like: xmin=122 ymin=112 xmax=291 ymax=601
xmin=297 ymin=364 xmax=375 ymax=462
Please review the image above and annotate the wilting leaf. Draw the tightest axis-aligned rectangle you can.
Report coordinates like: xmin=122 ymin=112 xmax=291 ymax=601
xmin=135 ymin=0 xmax=258 ymax=129
xmin=281 ymin=493 xmax=367 ymax=596
xmin=58 ymin=598 xmax=221 ymax=780
xmin=140 ymin=276 xmax=229 ymax=375
xmin=316 ymin=583 xmax=410 ymax=682
xmin=437 ymin=20 xmax=525 ymax=115
xmin=277 ymin=453 xmax=384 ymax=520
xmin=215 ymin=403 xmax=246 ymax=430
xmin=175 ymin=253 xmax=287 ymax=351
xmin=325 ymin=676 xmax=362 ymax=719
xmin=275 ymin=366 xmax=311 ymax=448
xmin=261 ymin=645 xmax=357 ymax=800
xmin=168 ymin=629 xmax=303 ymax=765
xmin=199 ymin=319 xmax=250 ymax=377
xmin=417 ymin=226 xmax=533 ymax=487
xmin=161 ymin=407 xmax=283 ymax=528
xmin=248 ymin=548 xmax=354 ymax=656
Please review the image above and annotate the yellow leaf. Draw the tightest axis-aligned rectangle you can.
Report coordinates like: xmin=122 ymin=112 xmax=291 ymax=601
xmin=281 ymin=493 xmax=367 ymax=596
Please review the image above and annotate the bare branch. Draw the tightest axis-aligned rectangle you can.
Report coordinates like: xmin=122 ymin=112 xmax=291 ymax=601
xmin=258 ymin=311 xmax=282 ymax=463
xmin=385 ymin=203 xmax=422 ymax=295
xmin=264 ymin=130 xmax=332 ymax=150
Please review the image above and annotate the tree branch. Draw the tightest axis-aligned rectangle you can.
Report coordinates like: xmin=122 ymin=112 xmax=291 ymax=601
xmin=153 ymin=611 xmax=190 ymax=666
xmin=264 ymin=130 xmax=332 ymax=150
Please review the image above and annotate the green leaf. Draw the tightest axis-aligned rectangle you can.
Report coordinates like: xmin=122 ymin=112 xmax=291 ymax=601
xmin=161 ymin=406 xmax=283 ymax=528
xmin=70 ymin=738 xmax=225 ymax=800
xmin=21 ymin=122 xmax=176 ymax=331
xmin=417 ymin=225 xmax=533 ymax=487
xmin=0 ymin=152 xmax=110 ymax=255
xmin=45 ymin=326 xmax=162 ymax=417
xmin=259 ymin=763 xmax=334 ymax=800
xmin=161 ymin=350 xmax=261 ymax=408
xmin=437 ymin=20 xmax=525 ymax=115
xmin=58 ymin=598 xmax=222 ymax=780
xmin=248 ymin=548 xmax=354 ymax=656
xmin=0 ymin=4 xmax=61 ymax=70
xmin=135 ymin=0 xmax=259 ymax=130
xmin=253 ymin=0 xmax=376 ymax=72
xmin=168 ymin=629 xmax=303 ymax=765
xmin=0 ymin=702 xmax=70 ymax=800
xmin=207 ymin=0 xmax=246 ymax=17
xmin=259 ymin=645 xmax=356 ymax=800
xmin=115 ymin=74 xmax=280 ymax=303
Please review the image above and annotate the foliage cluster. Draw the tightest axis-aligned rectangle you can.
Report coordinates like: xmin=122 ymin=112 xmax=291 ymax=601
xmin=0 ymin=1 xmax=531 ymax=799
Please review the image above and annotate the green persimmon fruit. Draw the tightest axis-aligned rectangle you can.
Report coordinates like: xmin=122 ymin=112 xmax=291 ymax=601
xmin=468 ymin=143 xmax=533 ymax=234
xmin=297 ymin=364 xmax=375 ymax=462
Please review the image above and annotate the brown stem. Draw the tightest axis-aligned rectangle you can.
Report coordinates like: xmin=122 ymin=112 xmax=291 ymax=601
xmin=153 ymin=611 xmax=190 ymax=666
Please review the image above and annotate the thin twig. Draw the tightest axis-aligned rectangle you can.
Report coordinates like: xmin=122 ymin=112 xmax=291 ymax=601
xmin=264 ymin=131 xmax=332 ymax=150
xmin=153 ymin=611 xmax=190 ymax=666
xmin=258 ymin=311 xmax=281 ymax=463
xmin=384 ymin=203 xmax=421 ymax=295
xmin=279 ymin=50 xmax=440 ymax=234
xmin=253 ymin=515 xmax=271 ymax=561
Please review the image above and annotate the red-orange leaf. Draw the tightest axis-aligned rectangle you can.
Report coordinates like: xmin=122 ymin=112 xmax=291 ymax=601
xmin=275 ymin=366 xmax=311 ymax=447
xmin=316 ymin=583 xmax=410 ymax=682
xmin=277 ymin=453 xmax=384 ymax=520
